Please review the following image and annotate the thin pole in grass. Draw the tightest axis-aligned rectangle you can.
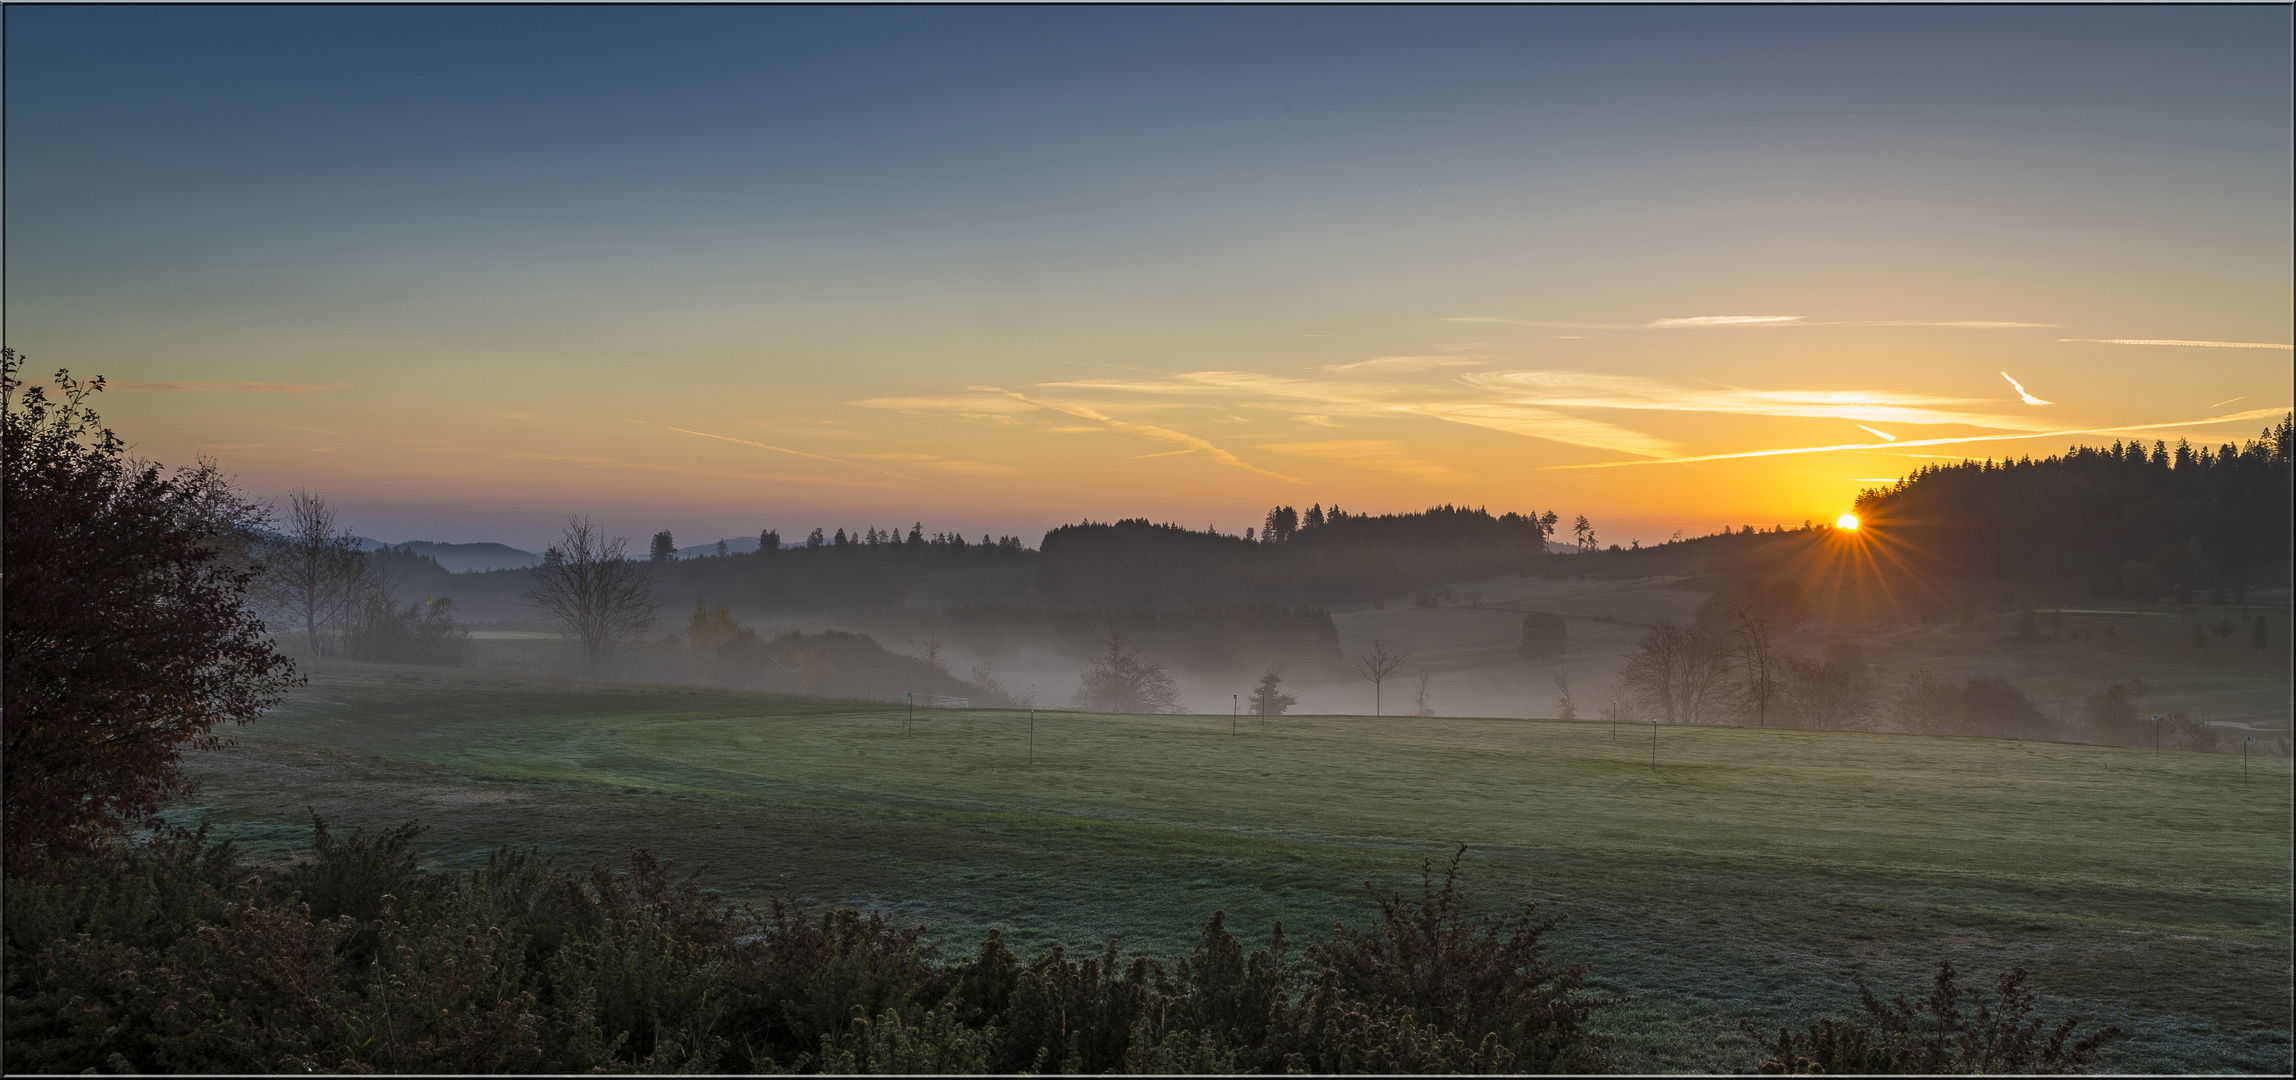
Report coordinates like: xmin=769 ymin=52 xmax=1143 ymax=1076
xmin=1029 ymin=709 xmax=1035 ymax=764
xmin=1650 ymin=719 xmax=1658 ymax=768
xmin=906 ymin=692 xmax=913 ymax=735
xmin=2154 ymin=714 xmax=2162 ymax=755
xmin=1233 ymin=694 xmax=1238 ymax=736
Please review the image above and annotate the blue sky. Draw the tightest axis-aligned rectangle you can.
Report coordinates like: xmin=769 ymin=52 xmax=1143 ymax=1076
xmin=8 ymin=5 xmax=2289 ymax=548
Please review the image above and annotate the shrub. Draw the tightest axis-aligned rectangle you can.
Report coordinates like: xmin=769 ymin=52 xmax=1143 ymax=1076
xmin=1746 ymin=960 xmax=2121 ymax=1074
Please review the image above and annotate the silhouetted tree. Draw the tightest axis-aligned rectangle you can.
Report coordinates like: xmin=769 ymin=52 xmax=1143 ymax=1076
xmin=758 ymin=528 xmax=781 ymax=553
xmin=3 ymin=353 xmax=299 ymax=868
xmin=527 ymin=516 xmax=661 ymax=675
xmin=1776 ymin=642 xmax=1875 ymax=730
xmin=1549 ymin=672 xmax=1577 ymax=720
xmin=1075 ymin=633 xmax=1182 ymax=713
xmin=1249 ymin=668 xmax=1297 ymax=718
xmin=1618 ymin=623 xmax=1730 ymax=724
xmin=251 ymin=489 xmax=377 ymax=657
xmin=649 ymin=530 xmax=676 ymax=563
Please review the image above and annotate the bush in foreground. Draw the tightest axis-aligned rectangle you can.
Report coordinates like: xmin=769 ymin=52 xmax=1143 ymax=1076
xmin=4 ymin=829 xmax=1608 ymax=1074
xmin=1745 ymin=959 xmax=2121 ymax=1074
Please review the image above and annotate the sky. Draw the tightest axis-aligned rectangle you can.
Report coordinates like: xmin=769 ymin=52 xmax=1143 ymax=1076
xmin=7 ymin=5 xmax=2291 ymax=551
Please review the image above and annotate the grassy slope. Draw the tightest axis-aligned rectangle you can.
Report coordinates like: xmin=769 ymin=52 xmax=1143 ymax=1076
xmin=177 ymin=661 xmax=2292 ymax=1073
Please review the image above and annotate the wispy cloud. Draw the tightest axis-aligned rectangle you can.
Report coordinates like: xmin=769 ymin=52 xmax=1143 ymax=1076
xmin=1857 ymin=425 xmax=1897 ymax=441
xmin=968 ymin=387 xmax=1306 ymax=482
xmin=1462 ymin=370 xmax=2054 ymax=430
xmin=1544 ymin=407 xmax=2293 ymax=471
xmin=670 ymin=427 xmax=932 ymax=485
xmin=1449 ymin=315 xmax=2051 ymax=332
xmin=2062 ymin=338 xmax=2294 ymax=350
xmin=115 ymin=380 xmax=339 ymax=393
xmin=1647 ymin=315 xmax=1805 ymax=328
xmin=1320 ymin=355 xmax=1485 ymax=374
xmin=1999 ymin=372 xmax=2052 ymax=406
xmin=1045 ymin=371 xmax=1674 ymax=456
xmin=1442 ymin=316 xmax=1640 ymax=330
xmin=1252 ymin=439 xmax=1469 ymax=483
xmin=1837 ymin=320 xmax=2054 ymax=328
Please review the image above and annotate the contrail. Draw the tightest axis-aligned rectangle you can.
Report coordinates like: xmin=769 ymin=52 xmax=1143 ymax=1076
xmin=2064 ymin=338 xmax=2294 ymax=350
xmin=970 ymin=387 xmax=1306 ymax=482
xmin=1857 ymin=425 xmax=1897 ymax=442
xmin=2000 ymin=372 xmax=2052 ymax=406
xmin=669 ymin=427 xmax=932 ymax=485
xmin=2208 ymin=395 xmax=2249 ymax=409
xmin=1543 ymin=407 xmax=2290 ymax=470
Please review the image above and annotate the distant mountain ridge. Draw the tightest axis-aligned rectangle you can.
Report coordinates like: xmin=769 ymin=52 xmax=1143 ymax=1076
xmin=353 ymin=538 xmax=544 ymax=573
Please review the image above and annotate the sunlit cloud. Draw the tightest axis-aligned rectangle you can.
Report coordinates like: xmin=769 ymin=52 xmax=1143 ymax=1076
xmin=1463 ymin=370 xmax=2054 ymax=430
xmin=1320 ymin=355 xmax=1485 ymax=374
xmin=1442 ymin=316 xmax=1641 ymax=330
xmin=1446 ymin=314 xmax=2052 ymax=332
xmin=115 ymin=380 xmax=339 ymax=393
xmin=1046 ymin=370 xmax=1678 ymax=456
xmin=967 ymin=387 xmax=1306 ymax=482
xmin=1545 ymin=406 xmax=2291 ymax=470
xmin=670 ymin=426 xmax=933 ymax=485
xmin=1647 ymin=315 xmax=1805 ymax=327
xmin=1999 ymin=372 xmax=2052 ymax=406
xmin=1834 ymin=320 xmax=2054 ymax=328
xmin=2063 ymin=338 xmax=2294 ymax=350
xmin=1857 ymin=425 xmax=1897 ymax=441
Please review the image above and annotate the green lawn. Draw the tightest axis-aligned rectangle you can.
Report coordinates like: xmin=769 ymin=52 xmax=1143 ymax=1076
xmin=177 ymin=661 xmax=2293 ymax=1073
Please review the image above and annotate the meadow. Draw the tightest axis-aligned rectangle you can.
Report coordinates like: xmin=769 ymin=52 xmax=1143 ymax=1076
xmin=177 ymin=660 xmax=2292 ymax=1073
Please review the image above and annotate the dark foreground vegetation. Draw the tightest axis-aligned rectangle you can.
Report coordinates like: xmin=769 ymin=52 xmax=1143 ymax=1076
xmin=4 ymin=829 xmax=1613 ymax=1073
xmin=4 ymin=826 xmax=2123 ymax=1075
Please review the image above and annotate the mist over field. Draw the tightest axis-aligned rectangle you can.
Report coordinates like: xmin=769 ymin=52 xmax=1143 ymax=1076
xmin=7 ymin=5 xmax=2291 ymax=1074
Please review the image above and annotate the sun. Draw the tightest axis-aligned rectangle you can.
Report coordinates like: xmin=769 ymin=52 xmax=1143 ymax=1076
xmin=1836 ymin=513 xmax=1860 ymax=531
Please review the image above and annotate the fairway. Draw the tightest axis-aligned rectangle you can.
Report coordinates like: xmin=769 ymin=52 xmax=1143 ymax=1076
xmin=179 ymin=661 xmax=2293 ymax=1073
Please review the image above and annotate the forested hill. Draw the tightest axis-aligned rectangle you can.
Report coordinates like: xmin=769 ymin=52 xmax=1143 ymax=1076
xmin=388 ymin=504 xmax=1560 ymax=621
xmin=1854 ymin=414 xmax=2292 ymax=594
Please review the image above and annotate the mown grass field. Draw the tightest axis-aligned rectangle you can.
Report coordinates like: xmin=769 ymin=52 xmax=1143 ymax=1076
xmin=176 ymin=661 xmax=2293 ymax=1073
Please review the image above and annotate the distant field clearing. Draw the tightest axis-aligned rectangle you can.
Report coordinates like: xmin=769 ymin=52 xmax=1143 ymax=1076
xmin=180 ymin=661 xmax=2293 ymax=1073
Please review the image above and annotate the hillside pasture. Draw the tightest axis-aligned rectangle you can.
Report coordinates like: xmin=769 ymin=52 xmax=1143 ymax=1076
xmin=176 ymin=660 xmax=2293 ymax=1072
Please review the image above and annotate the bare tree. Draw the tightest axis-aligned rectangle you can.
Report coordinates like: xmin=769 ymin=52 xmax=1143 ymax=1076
xmin=526 ymin=516 xmax=660 ymax=676
xmin=912 ymin=613 xmax=949 ymax=672
xmin=1353 ymin=639 xmax=1411 ymax=717
xmin=1413 ymin=668 xmax=1438 ymax=716
xmin=1618 ymin=622 xmax=1731 ymax=724
xmin=1724 ymin=604 xmax=1779 ymax=727
xmin=251 ymin=489 xmax=376 ymax=657
xmin=1549 ymin=672 xmax=1577 ymax=721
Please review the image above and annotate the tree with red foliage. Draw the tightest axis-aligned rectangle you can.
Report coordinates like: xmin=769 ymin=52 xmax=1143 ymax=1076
xmin=3 ymin=349 xmax=299 ymax=870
